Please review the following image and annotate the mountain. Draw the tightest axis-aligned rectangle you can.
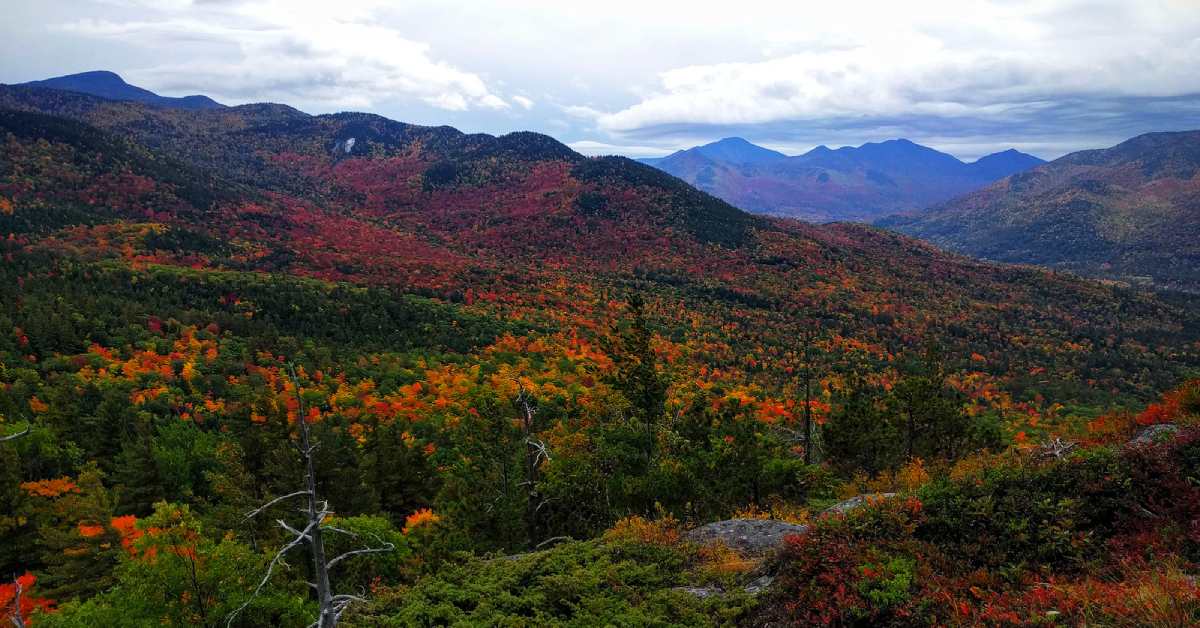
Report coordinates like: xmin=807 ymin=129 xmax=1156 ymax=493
xmin=13 ymin=70 xmax=224 ymax=110
xmin=881 ymin=130 xmax=1200 ymax=293
xmin=2 ymin=80 xmax=1200 ymax=628
xmin=642 ymin=137 xmax=788 ymax=167
xmin=0 ymin=82 xmax=1194 ymax=403
xmin=643 ymin=137 xmax=1044 ymax=222
xmin=965 ymin=147 xmax=1047 ymax=179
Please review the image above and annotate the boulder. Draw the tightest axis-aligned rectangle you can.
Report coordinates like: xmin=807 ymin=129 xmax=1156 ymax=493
xmin=1129 ymin=423 xmax=1179 ymax=446
xmin=672 ymin=576 xmax=775 ymax=599
xmin=823 ymin=493 xmax=896 ymax=516
xmin=684 ymin=518 xmax=808 ymax=556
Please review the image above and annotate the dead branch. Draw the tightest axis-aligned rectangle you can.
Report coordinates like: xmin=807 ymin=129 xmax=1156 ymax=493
xmin=0 ymin=426 xmax=30 ymax=444
xmin=1037 ymin=437 xmax=1077 ymax=460
xmin=226 ymin=518 xmax=318 ymax=627
xmin=326 ymin=535 xmax=396 ymax=571
xmin=243 ymin=490 xmax=312 ymax=520
xmin=226 ymin=365 xmax=393 ymax=628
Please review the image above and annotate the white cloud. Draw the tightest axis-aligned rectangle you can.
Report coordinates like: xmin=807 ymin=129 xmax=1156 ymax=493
xmin=7 ymin=0 xmax=1200 ymax=158
xmin=567 ymin=140 xmax=673 ymax=158
xmin=55 ymin=1 xmax=509 ymax=112
xmin=561 ymin=105 xmax=603 ymax=119
xmin=581 ymin=0 xmax=1200 ymax=145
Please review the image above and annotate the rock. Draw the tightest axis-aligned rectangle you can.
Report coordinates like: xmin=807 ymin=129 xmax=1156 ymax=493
xmin=743 ymin=575 xmax=775 ymax=595
xmin=684 ymin=518 xmax=808 ymax=556
xmin=673 ymin=585 xmax=723 ymax=598
xmin=823 ymin=493 xmax=896 ymax=516
xmin=1129 ymin=423 xmax=1178 ymax=446
xmin=673 ymin=575 xmax=776 ymax=599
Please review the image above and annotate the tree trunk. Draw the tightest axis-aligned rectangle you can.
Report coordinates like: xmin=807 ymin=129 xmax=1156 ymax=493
xmin=299 ymin=413 xmax=335 ymax=628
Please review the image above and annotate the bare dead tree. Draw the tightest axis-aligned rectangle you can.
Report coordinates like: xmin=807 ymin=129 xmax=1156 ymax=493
xmin=514 ymin=380 xmax=551 ymax=544
xmin=1036 ymin=437 xmax=1078 ymax=461
xmin=5 ymin=574 xmax=25 ymax=628
xmin=227 ymin=366 xmax=393 ymax=628
xmin=3 ymin=421 xmax=31 ymax=628
xmin=799 ymin=325 xmax=818 ymax=464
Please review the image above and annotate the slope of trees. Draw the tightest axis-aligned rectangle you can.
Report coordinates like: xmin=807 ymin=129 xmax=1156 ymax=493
xmin=1 ymin=92 xmax=1199 ymax=624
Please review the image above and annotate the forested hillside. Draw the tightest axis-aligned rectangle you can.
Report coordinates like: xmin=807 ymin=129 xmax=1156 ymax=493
xmin=882 ymin=130 xmax=1200 ymax=293
xmin=2 ymin=86 xmax=1199 ymax=626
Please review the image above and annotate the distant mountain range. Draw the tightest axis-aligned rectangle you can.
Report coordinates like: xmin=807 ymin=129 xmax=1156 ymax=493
xmin=881 ymin=130 xmax=1200 ymax=293
xmin=641 ymin=137 xmax=1044 ymax=222
xmin=12 ymin=71 xmax=224 ymax=110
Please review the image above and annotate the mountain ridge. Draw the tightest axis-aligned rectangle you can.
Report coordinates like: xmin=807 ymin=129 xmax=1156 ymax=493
xmin=641 ymin=136 xmax=1044 ymax=222
xmin=12 ymin=70 xmax=225 ymax=110
xmin=1 ymin=82 xmax=1194 ymax=404
xmin=881 ymin=129 xmax=1200 ymax=292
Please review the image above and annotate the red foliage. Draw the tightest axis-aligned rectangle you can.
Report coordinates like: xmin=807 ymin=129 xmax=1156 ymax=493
xmin=0 ymin=573 xmax=55 ymax=624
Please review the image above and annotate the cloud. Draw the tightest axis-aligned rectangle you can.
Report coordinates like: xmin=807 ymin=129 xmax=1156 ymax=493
xmin=596 ymin=40 xmax=1200 ymax=136
xmin=561 ymin=105 xmax=604 ymax=120
xmin=55 ymin=1 xmax=509 ymax=112
xmin=567 ymin=140 xmax=674 ymax=158
xmin=574 ymin=0 xmax=1200 ymax=157
xmin=9 ymin=0 xmax=1200 ymax=159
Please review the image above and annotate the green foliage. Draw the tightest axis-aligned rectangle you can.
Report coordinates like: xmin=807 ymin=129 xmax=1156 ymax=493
xmin=348 ymin=538 xmax=751 ymax=627
xmin=824 ymin=377 xmax=900 ymax=476
xmin=3 ymin=82 xmax=1200 ymax=627
xmin=40 ymin=502 xmax=313 ymax=628
xmin=825 ymin=352 xmax=1002 ymax=477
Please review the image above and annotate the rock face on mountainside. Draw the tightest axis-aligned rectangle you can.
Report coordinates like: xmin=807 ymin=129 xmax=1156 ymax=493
xmin=642 ymin=137 xmax=1044 ymax=222
xmin=882 ymin=130 xmax=1200 ymax=293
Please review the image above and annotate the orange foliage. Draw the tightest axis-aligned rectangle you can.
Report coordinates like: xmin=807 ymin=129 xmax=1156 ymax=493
xmin=20 ymin=478 xmax=79 ymax=498
xmin=402 ymin=508 xmax=441 ymax=534
xmin=27 ymin=397 xmax=48 ymax=414
xmin=76 ymin=523 xmax=105 ymax=538
xmin=110 ymin=515 xmax=143 ymax=553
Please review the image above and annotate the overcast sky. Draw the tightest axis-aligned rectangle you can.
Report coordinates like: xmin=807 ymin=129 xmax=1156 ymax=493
xmin=3 ymin=0 xmax=1200 ymax=160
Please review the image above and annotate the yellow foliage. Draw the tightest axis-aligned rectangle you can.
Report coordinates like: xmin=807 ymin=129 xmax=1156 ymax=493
xmin=0 ymin=197 xmax=13 ymax=216
xmin=603 ymin=515 xmax=680 ymax=546
xmin=895 ymin=458 xmax=930 ymax=492
xmin=732 ymin=502 xmax=811 ymax=526
xmin=695 ymin=542 xmax=760 ymax=576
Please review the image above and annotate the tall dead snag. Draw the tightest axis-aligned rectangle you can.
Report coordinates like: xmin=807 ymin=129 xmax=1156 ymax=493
xmin=227 ymin=366 xmax=393 ymax=628
xmin=3 ymin=422 xmax=30 ymax=628
xmin=799 ymin=325 xmax=818 ymax=464
xmin=515 ymin=380 xmax=551 ymax=545
xmin=5 ymin=575 xmax=25 ymax=628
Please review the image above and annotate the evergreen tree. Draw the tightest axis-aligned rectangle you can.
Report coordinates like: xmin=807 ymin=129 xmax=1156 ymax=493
xmin=824 ymin=376 xmax=901 ymax=476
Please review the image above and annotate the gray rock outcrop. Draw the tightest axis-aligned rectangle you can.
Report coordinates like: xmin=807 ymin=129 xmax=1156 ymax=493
xmin=684 ymin=518 xmax=808 ymax=556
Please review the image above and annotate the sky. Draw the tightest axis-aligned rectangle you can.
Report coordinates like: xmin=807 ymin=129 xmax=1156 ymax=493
xmin=3 ymin=0 xmax=1200 ymax=160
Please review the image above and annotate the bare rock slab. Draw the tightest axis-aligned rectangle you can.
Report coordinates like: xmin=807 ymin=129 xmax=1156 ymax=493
xmin=684 ymin=518 xmax=808 ymax=556
xmin=823 ymin=493 xmax=897 ymax=516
